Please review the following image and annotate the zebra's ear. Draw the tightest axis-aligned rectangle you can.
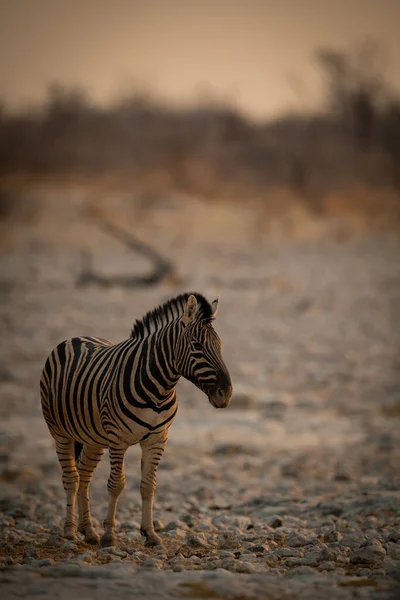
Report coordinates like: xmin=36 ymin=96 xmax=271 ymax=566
xmin=182 ymin=294 xmax=198 ymax=326
xmin=211 ymin=297 xmax=219 ymax=318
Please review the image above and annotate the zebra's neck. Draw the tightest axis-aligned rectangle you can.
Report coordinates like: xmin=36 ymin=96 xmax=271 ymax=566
xmin=128 ymin=320 xmax=181 ymax=405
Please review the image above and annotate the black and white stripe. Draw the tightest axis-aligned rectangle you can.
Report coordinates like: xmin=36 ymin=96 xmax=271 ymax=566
xmin=40 ymin=292 xmax=232 ymax=547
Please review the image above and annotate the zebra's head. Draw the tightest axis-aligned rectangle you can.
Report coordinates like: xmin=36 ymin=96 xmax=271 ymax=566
xmin=176 ymin=294 xmax=232 ymax=409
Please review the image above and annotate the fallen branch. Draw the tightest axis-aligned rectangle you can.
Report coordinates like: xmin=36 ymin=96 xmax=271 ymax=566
xmin=76 ymin=219 xmax=175 ymax=288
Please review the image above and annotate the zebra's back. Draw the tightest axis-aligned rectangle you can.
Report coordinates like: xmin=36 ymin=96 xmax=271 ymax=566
xmin=40 ymin=336 xmax=114 ymax=447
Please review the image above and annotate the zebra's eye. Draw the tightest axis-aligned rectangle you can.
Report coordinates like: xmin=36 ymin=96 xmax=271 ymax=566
xmin=192 ymin=341 xmax=203 ymax=352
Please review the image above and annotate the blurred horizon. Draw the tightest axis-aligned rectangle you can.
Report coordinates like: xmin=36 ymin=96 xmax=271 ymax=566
xmin=1 ymin=0 xmax=399 ymax=121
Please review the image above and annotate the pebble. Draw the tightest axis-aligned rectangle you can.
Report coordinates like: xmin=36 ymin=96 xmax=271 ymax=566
xmin=269 ymin=517 xmax=284 ymax=529
xmin=350 ymin=540 xmax=386 ymax=565
xmin=164 ymin=528 xmax=187 ymax=540
xmin=286 ymin=532 xmax=314 ymax=547
xmin=322 ymin=528 xmax=343 ymax=544
xmin=142 ymin=557 xmax=163 ymax=569
xmin=235 ymin=561 xmax=260 ymax=573
xmin=318 ymin=561 xmax=336 ymax=571
xmin=37 ymin=558 xmax=55 ymax=567
xmin=75 ymin=551 xmax=93 ymax=563
xmin=60 ymin=541 xmax=78 ymax=552
xmin=124 ymin=531 xmax=142 ymax=542
xmin=97 ymin=547 xmax=127 ymax=558
xmin=46 ymin=534 xmax=64 ymax=547
xmin=248 ymin=544 xmax=268 ymax=553
xmin=23 ymin=545 xmax=39 ymax=560
xmin=164 ymin=520 xmax=189 ymax=532
xmin=186 ymin=532 xmax=208 ymax=548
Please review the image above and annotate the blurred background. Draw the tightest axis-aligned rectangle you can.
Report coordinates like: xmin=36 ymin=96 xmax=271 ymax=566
xmin=0 ymin=0 xmax=400 ymax=581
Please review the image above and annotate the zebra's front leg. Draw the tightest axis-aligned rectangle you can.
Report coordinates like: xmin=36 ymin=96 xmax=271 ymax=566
xmin=101 ymin=444 xmax=127 ymax=548
xmin=55 ymin=438 xmax=80 ymax=541
xmin=139 ymin=431 xmax=168 ymax=546
xmin=77 ymin=445 xmax=104 ymax=545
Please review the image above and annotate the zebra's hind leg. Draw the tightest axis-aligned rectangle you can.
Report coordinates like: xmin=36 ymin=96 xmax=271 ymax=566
xmin=55 ymin=437 xmax=80 ymax=541
xmin=101 ymin=443 xmax=127 ymax=548
xmin=139 ymin=431 xmax=168 ymax=546
xmin=77 ymin=445 xmax=105 ymax=545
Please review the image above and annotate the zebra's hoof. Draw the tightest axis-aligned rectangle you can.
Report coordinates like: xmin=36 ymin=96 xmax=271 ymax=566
xmin=144 ymin=533 xmax=163 ymax=547
xmin=100 ymin=534 xmax=115 ymax=548
xmin=64 ymin=530 xmax=77 ymax=541
xmin=85 ymin=533 xmax=100 ymax=545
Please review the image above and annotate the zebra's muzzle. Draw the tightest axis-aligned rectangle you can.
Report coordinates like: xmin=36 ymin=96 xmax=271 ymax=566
xmin=207 ymin=378 xmax=232 ymax=409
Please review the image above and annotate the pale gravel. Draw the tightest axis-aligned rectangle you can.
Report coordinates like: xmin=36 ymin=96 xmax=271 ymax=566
xmin=0 ymin=189 xmax=399 ymax=599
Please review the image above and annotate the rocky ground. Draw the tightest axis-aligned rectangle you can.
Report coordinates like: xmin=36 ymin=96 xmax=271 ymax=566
xmin=0 ymin=188 xmax=400 ymax=599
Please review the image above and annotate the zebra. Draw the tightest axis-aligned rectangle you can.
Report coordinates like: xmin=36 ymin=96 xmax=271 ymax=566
xmin=40 ymin=292 xmax=232 ymax=547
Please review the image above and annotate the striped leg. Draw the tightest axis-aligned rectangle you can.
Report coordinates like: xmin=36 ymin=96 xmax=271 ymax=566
xmin=55 ymin=438 xmax=80 ymax=540
xmin=77 ymin=445 xmax=105 ymax=545
xmin=139 ymin=431 xmax=168 ymax=546
xmin=101 ymin=444 xmax=127 ymax=548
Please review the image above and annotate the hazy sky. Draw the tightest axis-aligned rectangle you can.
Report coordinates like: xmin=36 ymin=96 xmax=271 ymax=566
xmin=0 ymin=0 xmax=399 ymax=119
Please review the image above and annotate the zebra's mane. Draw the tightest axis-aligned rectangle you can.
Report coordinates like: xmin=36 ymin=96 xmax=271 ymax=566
xmin=130 ymin=292 xmax=214 ymax=339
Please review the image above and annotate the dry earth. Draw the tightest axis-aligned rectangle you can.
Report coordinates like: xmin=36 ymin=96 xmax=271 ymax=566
xmin=0 ymin=187 xmax=400 ymax=599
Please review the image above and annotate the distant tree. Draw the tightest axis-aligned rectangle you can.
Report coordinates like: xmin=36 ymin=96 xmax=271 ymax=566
xmin=315 ymin=39 xmax=386 ymax=147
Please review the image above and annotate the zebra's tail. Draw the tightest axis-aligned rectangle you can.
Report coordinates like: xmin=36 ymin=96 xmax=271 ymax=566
xmin=74 ymin=441 xmax=84 ymax=463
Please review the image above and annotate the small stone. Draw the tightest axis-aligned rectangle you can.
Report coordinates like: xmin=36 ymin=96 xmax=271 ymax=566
xmin=37 ymin=558 xmax=55 ymax=567
xmin=248 ymin=544 xmax=268 ymax=553
xmin=272 ymin=548 xmax=304 ymax=558
xmin=46 ymin=534 xmax=63 ymax=548
xmin=318 ymin=561 xmax=336 ymax=571
xmin=316 ymin=502 xmax=343 ymax=517
xmin=129 ymin=551 xmax=147 ymax=561
xmin=286 ymin=532 xmax=312 ymax=547
xmin=172 ymin=565 xmax=183 ymax=572
xmin=186 ymin=532 xmax=208 ymax=548
xmin=142 ymin=557 xmax=162 ymax=569
xmin=189 ymin=555 xmax=201 ymax=563
xmin=340 ymin=531 xmax=366 ymax=549
xmin=323 ymin=528 xmax=343 ymax=544
xmin=221 ymin=558 xmax=236 ymax=570
xmin=283 ymin=557 xmax=307 ymax=568
xmin=23 ymin=546 xmax=38 ymax=560
xmin=218 ymin=532 xmax=241 ymax=550
xmin=180 ymin=514 xmax=195 ymax=528
xmin=118 ymin=520 xmax=141 ymax=531
xmin=273 ymin=530 xmax=285 ymax=543
xmin=387 ymin=542 xmax=400 ymax=560
xmin=385 ymin=531 xmax=400 ymax=543
xmin=269 ymin=517 xmax=284 ymax=529
xmin=60 ymin=541 xmax=78 ymax=552
xmin=350 ymin=540 xmax=386 ymax=565
xmin=125 ymin=531 xmax=141 ymax=542
xmin=285 ymin=566 xmax=320 ymax=578
xmin=218 ymin=550 xmax=234 ymax=558
xmin=97 ymin=547 xmax=127 ymax=558
xmin=333 ymin=471 xmax=352 ymax=482
xmin=164 ymin=528 xmax=187 ymax=540
xmin=75 ymin=551 xmax=93 ymax=563
xmin=197 ymin=521 xmax=214 ymax=532
xmin=303 ymin=545 xmax=336 ymax=566
xmin=153 ymin=519 xmax=164 ymax=532
xmin=164 ymin=520 xmax=188 ymax=532
xmin=235 ymin=561 xmax=258 ymax=573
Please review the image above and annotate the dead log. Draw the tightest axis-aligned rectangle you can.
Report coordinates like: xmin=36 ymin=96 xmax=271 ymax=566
xmin=76 ymin=219 xmax=175 ymax=288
